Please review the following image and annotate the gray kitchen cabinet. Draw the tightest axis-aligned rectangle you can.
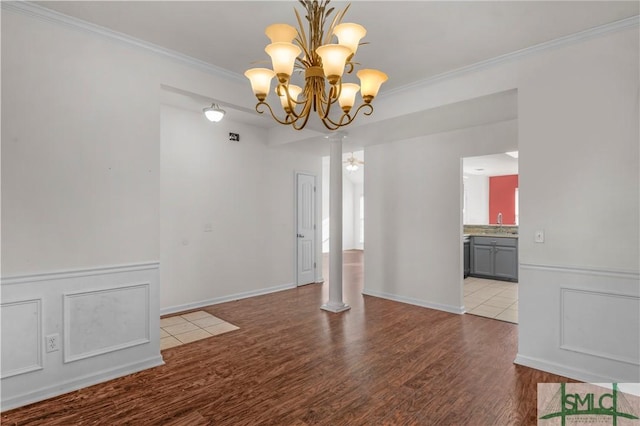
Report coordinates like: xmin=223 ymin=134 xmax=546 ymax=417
xmin=472 ymin=245 xmax=493 ymax=276
xmin=470 ymin=236 xmax=518 ymax=281
xmin=494 ymin=246 xmax=518 ymax=280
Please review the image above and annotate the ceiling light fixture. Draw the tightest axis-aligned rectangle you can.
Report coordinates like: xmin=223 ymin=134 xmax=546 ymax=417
xmin=244 ymin=0 xmax=387 ymax=131
xmin=344 ymin=152 xmax=364 ymax=172
xmin=203 ymin=103 xmax=226 ymax=122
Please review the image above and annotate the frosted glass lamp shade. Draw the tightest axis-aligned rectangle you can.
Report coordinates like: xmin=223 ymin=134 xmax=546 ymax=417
xmin=338 ymin=83 xmax=360 ymax=113
xmin=346 ymin=163 xmax=359 ymax=172
xmin=265 ymin=42 xmax=301 ymax=79
xmin=244 ymin=68 xmax=275 ymax=101
xmin=265 ymin=24 xmax=297 ymax=43
xmin=278 ymin=84 xmax=303 ymax=112
xmin=203 ymin=104 xmax=225 ymax=122
xmin=333 ymin=23 xmax=366 ymax=55
xmin=316 ymin=44 xmax=352 ymax=83
xmin=356 ymin=68 xmax=388 ymax=102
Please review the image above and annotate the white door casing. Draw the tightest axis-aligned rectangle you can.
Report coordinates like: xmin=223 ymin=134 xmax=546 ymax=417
xmin=296 ymin=173 xmax=316 ymax=285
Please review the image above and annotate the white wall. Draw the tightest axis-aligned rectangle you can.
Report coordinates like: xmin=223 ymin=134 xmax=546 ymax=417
xmin=365 ymin=120 xmax=517 ymax=312
xmin=1 ymin=5 xmax=257 ymax=276
xmin=515 ymin=26 xmax=639 ymax=382
xmin=365 ymin=26 xmax=639 ymax=383
xmin=463 ymin=174 xmax=489 ymax=225
xmin=1 ymin=10 xmax=160 ymax=275
xmin=0 ymin=8 xmax=189 ymax=409
xmin=0 ymin=5 xmax=317 ymax=408
xmin=160 ymin=104 xmax=321 ymax=312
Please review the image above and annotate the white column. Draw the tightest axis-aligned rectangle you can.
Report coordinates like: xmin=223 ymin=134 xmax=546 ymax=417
xmin=321 ymin=133 xmax=350 ymax=313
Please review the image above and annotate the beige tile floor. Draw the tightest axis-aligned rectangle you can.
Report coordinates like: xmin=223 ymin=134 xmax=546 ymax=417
xmin=464 ymin=277 xmax=518 ymax=324
xmin=160 ymin=310 xmax=239 ymax=350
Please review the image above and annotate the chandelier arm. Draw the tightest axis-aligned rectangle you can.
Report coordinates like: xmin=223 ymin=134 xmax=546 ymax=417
xmin=285 ymin=81 xmax=314 ymax=129
xmin=291 ymin=96 xmax=315 ymax=130
xmin=344 ymin=103 xmax=373 ymax=120
xmin=345 ymin=61 xmax=354 ymax=74
xmin=319 ymin=116 xmax=341 ymax=131
xmin=319 ymin=106 xmax=354 ymax=128
xmin=320 ymin=113 xmax=347 ymax=129
xmin=338 ymin=113 xmax=352 ymax=127
xmin=317 ymin=80 xmax=342 ymax=121
xmin=314 ymin=78 xmax=328 ymax=107
xmin=280 ymin=83 xmax=304 ymax=119
xmin=321 ymin=102 xmax=375 ymax=129
xmin=287 ymin=93 xmax=310 ymax=121
xmin=332 ymin=80 xmax=343 ymax=103
xmin=317 ymin=88 xmax=331 ymax=120
xmin=256 ymin=101 xmax=299 ymax=126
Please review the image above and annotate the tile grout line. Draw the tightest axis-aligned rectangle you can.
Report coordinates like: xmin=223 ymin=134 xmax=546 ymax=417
xmin=160 ymin=311 xmax=240 ymax=350
xmin=464 ymin=278 xmax=518 ymax=324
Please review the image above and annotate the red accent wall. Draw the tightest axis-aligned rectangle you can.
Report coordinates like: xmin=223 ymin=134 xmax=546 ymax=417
xmin=489 ymin=175 xmax=518 ymax=224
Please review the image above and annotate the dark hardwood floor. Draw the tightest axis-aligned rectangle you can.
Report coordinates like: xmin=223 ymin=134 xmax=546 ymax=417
xmin=2 ymin=250 xmax=572 ymax=425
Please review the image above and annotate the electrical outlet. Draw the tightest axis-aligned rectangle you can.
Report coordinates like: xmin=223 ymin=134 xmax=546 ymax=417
xmin=535 ymin=230 xmax=545 ymax=243
xmin=46 ymin=334 xmax=60 ymax=353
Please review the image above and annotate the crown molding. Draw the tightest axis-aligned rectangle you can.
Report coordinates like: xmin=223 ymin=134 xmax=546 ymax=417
xmin=3 ymin=2 xmax=638 ymax=94
xmin=381 ymin=14 xmax=640 ymax=99
xmin=1 ymin=1 xmax=245 ymax=84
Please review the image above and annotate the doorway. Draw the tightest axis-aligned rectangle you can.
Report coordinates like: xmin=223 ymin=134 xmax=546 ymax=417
xmin=462 ymin=152 xmax=519 ymax=323
xmin=321 ymin=152 xmax=365 ymax=254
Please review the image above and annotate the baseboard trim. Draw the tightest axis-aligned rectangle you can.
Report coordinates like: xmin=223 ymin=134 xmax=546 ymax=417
xmin=513 ymin=354 xmax=630 ymax=384
xmin=362 ymin=288 xmax=464 ymax=315
xmin=0 ymin=355 xmax=164 ymax=411
xmin=161 ymin=283 xmax=296 ymax=316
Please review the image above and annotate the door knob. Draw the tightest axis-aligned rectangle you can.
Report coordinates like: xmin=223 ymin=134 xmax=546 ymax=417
xmin=297 ymin=234 xmax=305 ymax=238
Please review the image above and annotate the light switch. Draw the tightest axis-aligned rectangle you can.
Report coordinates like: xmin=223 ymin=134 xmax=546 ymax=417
xmin=535 ymin=230 xmax=544 ymax=243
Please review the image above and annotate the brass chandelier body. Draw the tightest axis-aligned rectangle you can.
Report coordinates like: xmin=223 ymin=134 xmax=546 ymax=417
xmin=244 ymin=0 xmax=388 ymax=131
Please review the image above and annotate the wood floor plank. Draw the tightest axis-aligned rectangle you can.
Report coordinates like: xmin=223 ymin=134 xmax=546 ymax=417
xmin=1 ymin=251 xmax=575 ymax=425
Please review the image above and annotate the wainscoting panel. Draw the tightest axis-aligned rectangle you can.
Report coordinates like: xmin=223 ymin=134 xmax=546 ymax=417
xmin=64 ymin=283 xmax=150 ymax=363
xmin=0 ymin=299 xmax=42 ymax=379
xmin=516 ymin=263 xmax=640 ymax=383
xmin=0 ymin=262 xmax=162 ymax=411
xmin=561 ymin=288 xmax=639 ymax=365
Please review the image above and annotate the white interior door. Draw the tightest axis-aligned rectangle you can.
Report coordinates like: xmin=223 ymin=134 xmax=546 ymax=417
xmin=296 ymin=173 xmax=316 ymax=285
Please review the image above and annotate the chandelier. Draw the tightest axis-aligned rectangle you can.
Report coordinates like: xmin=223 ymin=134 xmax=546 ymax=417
xmin=244 ymin=0 xmax=388 ymax=131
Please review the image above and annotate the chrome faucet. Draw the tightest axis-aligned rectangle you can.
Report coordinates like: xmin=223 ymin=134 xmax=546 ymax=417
xmin=497 ymin=212 xmax=503 ymax=232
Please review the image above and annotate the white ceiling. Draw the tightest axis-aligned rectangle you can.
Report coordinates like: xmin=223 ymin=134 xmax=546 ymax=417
xmin=463 ymin=153 xmax=518 ymax=177
xmin=34 ymin=1 xmax=639 ymax=92
xmin=31 ymin=1 xmax=639 ymax=154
